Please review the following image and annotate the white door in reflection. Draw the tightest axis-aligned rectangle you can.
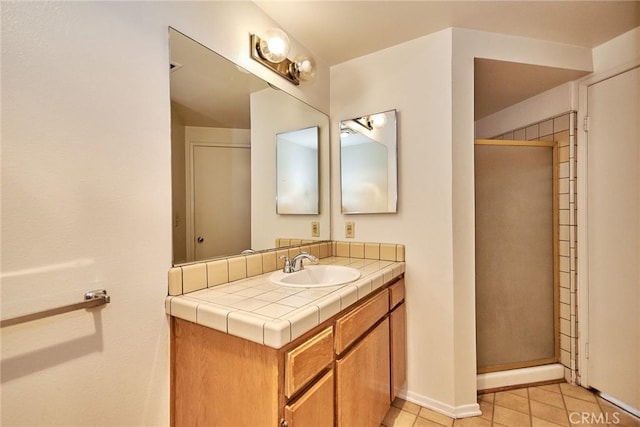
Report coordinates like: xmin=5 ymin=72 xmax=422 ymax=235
xmin=193 ymin=144 xmax=251 ymax=260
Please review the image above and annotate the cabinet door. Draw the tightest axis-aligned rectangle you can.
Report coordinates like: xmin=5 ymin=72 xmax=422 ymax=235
xmin=283 ymin=370 xmax=334 ymax=427
xmin=390 ymin=303 xmax=407 ymax=400
xmin=336 ymin=318 xmax=390 ymax=427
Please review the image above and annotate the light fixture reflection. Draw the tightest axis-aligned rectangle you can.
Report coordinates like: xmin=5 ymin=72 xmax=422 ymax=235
xmin=370 ymin=113 xmax=387 ymax=128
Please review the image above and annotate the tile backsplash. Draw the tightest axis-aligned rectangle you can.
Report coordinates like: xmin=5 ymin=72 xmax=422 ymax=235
xmin=168 ymin=240 xmax=405 ymax=296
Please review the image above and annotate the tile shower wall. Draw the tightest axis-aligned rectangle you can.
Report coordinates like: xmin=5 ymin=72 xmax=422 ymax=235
xmin=492 ymin=112 xmax=579 ymax=384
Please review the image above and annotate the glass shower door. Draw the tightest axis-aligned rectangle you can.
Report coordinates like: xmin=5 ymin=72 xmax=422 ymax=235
xmin=474 ymin=140 xmax=559 ymax=373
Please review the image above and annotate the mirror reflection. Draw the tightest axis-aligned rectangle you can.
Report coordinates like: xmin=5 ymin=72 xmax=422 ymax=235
xmin=340 ymin=110 xmax=398 ymax=214
xmin=276 ymin=127 xmax=319 ymax=214
xmin=169 ymin=28 xmax=330 ymax=265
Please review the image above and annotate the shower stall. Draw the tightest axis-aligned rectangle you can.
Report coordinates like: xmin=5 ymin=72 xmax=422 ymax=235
xmin=474 ymin=138 xmax=561 ymax=388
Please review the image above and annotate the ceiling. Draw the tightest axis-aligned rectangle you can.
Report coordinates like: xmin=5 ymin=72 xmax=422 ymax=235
xmin=255 ymin=0 xmax=639 ymax=118
xmin=171 ymin=2 xmax=639 ymax=125
xmin=255 ymin=1 xmax=639 ymax=66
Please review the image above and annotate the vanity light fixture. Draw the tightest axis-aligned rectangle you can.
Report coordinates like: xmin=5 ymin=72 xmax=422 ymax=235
xmin=250 ymin=29 xmax=315 ymax=86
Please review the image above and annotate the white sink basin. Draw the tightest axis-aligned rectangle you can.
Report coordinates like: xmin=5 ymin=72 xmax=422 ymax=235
xmin=270 ymin=265 xmax=361 ymax=288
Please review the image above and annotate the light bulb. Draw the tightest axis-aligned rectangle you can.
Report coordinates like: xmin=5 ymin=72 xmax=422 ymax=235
xmin=371 ymin=113 xmax=387 ymax=128
xmin=259 ymin=28 xmax=290 ymax=63
xmin=294 ymin=54 xmax=316 ymax=82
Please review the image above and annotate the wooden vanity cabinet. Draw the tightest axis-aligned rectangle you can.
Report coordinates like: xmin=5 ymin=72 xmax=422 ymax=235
xmin=336 ymin=318 xmax=390 ymax=427
xmin=171 ymin=276 xmax=406 ymax=427
xmin=335 ymin=289 xmax=391 ymax=427
xmin=389 ymin=279 xmax=407 ymax=400
xmin=283 ymin=370 xmax=334 ymax=426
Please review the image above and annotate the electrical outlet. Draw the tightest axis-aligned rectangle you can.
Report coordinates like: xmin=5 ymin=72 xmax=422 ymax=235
xmin=345 ymin=221 xmax=355 ymax=239
xmin=311 ymin=221 xmax=320 ymax=237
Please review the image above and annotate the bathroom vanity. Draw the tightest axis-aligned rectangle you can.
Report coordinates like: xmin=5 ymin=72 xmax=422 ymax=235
xmin=166 ymin=242 xmax=406 ymax=427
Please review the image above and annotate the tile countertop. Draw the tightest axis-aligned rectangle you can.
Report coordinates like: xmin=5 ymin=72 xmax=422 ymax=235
xmin=165 ymin=256 xmax=405 ymax=349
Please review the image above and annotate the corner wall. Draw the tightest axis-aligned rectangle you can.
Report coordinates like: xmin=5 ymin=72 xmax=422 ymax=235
xmin=331 ymin=29 xmax=460 ymax=414
xmin=331 ymin=27 xmax=594 ymax=416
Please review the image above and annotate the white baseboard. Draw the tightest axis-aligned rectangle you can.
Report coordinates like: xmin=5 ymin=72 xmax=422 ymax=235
xmin=477 ymin=363 xmax=565 ymax=391
xmin=397 ymin=389 xmax=482 ymax=419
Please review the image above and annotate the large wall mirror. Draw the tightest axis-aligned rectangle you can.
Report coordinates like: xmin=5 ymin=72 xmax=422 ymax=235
xmin=169 ymin=28 xmax=330 ymax=265
xmin=340 ymin=109 xmax=398 ymax=214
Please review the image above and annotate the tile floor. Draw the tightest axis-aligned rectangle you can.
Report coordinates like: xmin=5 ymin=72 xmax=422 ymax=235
xmin=383 ymin=383 xmax=640 ymax=427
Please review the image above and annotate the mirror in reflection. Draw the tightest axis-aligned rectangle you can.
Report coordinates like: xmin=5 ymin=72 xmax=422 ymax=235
xmin=340 ymin=110 xmax=398 ymax=214
xmin=276 ymin=126 xmax=319 ymax=214
xmin=169 ymin=28 xmax=330 ymax=265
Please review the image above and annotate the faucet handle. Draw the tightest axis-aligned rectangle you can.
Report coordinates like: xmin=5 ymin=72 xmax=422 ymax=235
xmin=280 ymin=256 xmax=292 ymax=273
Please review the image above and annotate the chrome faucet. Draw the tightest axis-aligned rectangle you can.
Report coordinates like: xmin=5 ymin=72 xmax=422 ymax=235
xmin=280 ymin=252 xmax=318 ymax=273
xmin=291 ymin=252 xmax=318 ymax=271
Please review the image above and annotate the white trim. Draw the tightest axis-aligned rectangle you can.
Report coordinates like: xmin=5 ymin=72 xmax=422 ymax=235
xmin=598 ymin=392 xmax=640 ymax=418
xmin=576 ymin=61 xmax=640 ymax=388
xmin=398 ymin=390 xmax=482 ymax=419
xmin=477 ymin=364 xmax=565 ymax=391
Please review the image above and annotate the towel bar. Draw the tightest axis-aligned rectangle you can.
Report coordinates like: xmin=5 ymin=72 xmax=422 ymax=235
xmin=0 ymin=289 xmax=110 ymax=328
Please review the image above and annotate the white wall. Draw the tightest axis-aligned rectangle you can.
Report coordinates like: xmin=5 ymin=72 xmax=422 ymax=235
xmin=450 ymin=28 xmax=592 ymax=411
xmin=475 ymin=82 xmax=576 ymax=139
xmin=331 ymin=28 xmax=594 ymax=416
xmin=592 ymin=27 xmax=640 ymax=74
xmin=251 ymin=88 xmax=330 ymax=249
xmin=0 ymin=2 xmax=328 ymax=426
xmin=331 ymin=29 xmax=461 ymax=415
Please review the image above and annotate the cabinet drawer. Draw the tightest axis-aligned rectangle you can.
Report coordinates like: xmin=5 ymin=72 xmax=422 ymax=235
xmin=285 ymin=326 xmax=333 ymax=398
xmin=389 ymin=279 xmax=405 ymax=309
xmin=335 ymin=289 xmax=389 ymax=355
xmin=283 ymin=370 xmax=334 ymax=427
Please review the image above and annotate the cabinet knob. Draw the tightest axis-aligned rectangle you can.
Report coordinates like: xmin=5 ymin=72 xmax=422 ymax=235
xmin=280 ymin=419 xmax=288 ymax=427
xmin=196 ymin=236 xmax=205 ymax=243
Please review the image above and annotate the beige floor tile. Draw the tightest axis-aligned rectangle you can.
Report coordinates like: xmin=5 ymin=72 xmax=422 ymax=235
xmin=596 ymin=399 xmax=640 ymax=427
xmin=418 ymin=407 xmax=454 ymax=427
xmin=382 ymin=407 xmax=418 ymax=427
xmin=508 ymin=388 xmax=529 ymax=398
xmin=529 ymin=387 xmax=566 ymax=409
xmin=530 ymin=400 xmax=569 ymax=426
xmin=493 ymin=405 xmax=532 ymax=426
xmin=495 ymin=391 xmax=531 ymax=414
xmin=563 ymin=395 xmax=602 ymax=414
xmin=532 ymin=416 xmax=567 ymax=427
xmin=479 ymin=393 xmax=495 ymax=403
xmin=393 ymin=397 xmax=422 ymax=415
xmin=615 ymin=411 xmax=640 ymax=427
xmin=538 ymin=384 xmax=562 ymax=394
xmin=452 ymin=416 xmax=492 ymax=427
xmin=415 ymin=416 xmax=452 ymax=427
xmin=568 ymin=417 xmax=608 ymax=427
xmin=560 ymin=383 xmax=598 ymax=403
xmin=479 ymin=399 xmax=493 ymax=421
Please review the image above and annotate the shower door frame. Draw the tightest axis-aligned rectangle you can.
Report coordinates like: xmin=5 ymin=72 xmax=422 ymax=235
xmin=474 ymin=139 xmax=560 ymax=374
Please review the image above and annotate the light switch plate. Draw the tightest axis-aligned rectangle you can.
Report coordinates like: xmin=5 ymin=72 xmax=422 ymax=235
xmin=345 ymin=222 xmax=355 ymax=239
xmin=311 ymin=221 xmax=320 ymax=237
